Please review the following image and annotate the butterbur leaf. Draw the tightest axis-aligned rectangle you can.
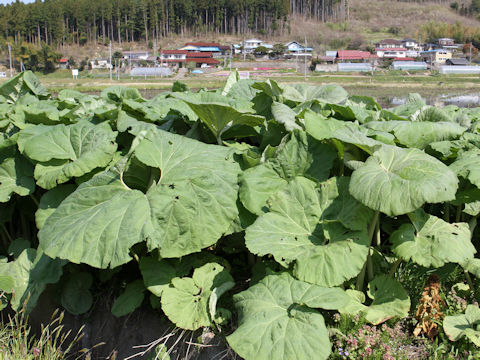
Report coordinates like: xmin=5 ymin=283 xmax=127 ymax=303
xmin=0 ymin=146 xmax=35 ymax=202
xmin=61 ymin=272 xmax=93 ymax=315
xmin=350 ymin=145 xmax=458 ymax=216
xmin=246 ymin=177 xmax=370 ymax=286
xmin=17 ymin=121 xmax=117 ymax=189
xmin=365 ymin=275 xmax=410 ymax=325
xmin=390 ymin=209 xmax=475 ymax=267
xmin=462 ymin=258 xmax=480 ymax=278
xmin=139 ymin=258 xmax=176 ymax=297
xmin=239 ymin=131 xmax=336 ymax=215
xmin=0 ymin=248 xmax=64 ymax=312
xmin=112 ymin=280 xmax=146 ymax=317
xmin=444 ymin=305 xmax=480 ymax=346
xmin=35 ymin=184 xmax=76 ymax=229
xmin=161 ymin=263 xmax=234 ymax=330
xmin=173 ymin=92 xmax=263 ymax=140
xmin=0 ymin=71 xmax=49 ymax=103
xmin=227 ymin=272 xmax=349 ymax=360
xmin=271 ymin=102 xmax=301 ymax=131
xmin=135 ymin=129 xmax=240 ymax=258
xmin=39 ymin=169 xmax=151 ymax=268
xmin=450 ymin=150 xmax=480 ymax=188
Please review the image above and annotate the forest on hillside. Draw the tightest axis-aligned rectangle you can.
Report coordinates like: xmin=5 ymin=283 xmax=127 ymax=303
xmin=0 ymin=0 xmax=350 ymax=46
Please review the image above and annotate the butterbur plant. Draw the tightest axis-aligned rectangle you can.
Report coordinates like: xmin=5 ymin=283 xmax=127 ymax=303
xmin=0 ymin=71 xmax=479 ymax=359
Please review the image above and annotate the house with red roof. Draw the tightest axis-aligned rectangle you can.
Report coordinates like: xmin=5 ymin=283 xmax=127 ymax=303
xmin=336 ymin=50 xmax=376 ymax=62
xmin=159 ymin=49 xmax=220 ymax=68
xmin=58 ymin=57 xmax=69 ymax=69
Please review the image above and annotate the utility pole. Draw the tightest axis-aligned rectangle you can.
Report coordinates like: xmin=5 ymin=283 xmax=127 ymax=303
xmin=304 ymin=36 xmax=307 ymax=81
xmin=109 ymin=41 xmax=112 ymax=81
xmin=8 ymin=44 xmax=13 ymax=77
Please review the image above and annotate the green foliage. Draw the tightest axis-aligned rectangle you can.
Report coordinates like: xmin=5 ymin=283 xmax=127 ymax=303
xmin=0 ymin=71 xmax=480 ymax=359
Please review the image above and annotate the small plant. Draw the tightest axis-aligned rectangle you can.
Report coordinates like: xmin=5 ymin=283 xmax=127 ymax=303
xmin=0 ymin=303 xmax=100 ymax=359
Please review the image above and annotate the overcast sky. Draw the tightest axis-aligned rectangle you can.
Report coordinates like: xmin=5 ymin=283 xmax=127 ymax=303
xmin=0 ymin=0 xmax=35 ymax=5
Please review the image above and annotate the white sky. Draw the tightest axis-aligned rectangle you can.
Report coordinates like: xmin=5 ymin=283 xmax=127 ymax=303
xmin=0 ymin=0 xmax=35 ymax=5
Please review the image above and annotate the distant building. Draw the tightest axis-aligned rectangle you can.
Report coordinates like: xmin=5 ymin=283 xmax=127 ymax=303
xmin=391 ymin=61 xmax=427 ymax=70
xmin=375 ymin=39 xmax=403 ymax=49
xmin=90 ymin=59 xmax=112 ymax=69
xmin=58 ymin=58 xmax=69 ymax=69
xmin=244 ymin=39 xmax=264 ymax=53
xmin=158 ymin=49 xmax=220 ymax=68
xmin=402 ymin=38 xmax=420 ymax=50
xmin=123 ymin=51 xmax=150 ymax=61
xmin=446 ymin=58 xmax=470 ymax=66
xmin=420 ymin=49 xmax=452 ymax=65
xmin=285 ymin=41 xmax=313 ymax=54
xmin=337 ymin=50 xmax=376 ymax=62
xmin=436 ymin=38 xmax=455 ymax=47
xmin=375 ymin=48 xmax=407 ymax=58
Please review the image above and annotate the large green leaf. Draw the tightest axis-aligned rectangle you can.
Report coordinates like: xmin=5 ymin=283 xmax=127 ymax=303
xmin=139 ymin=257 xmax=176 ymax=297
xmin=282 ymin=84 xmax=348 ymax=104
xmin=444 ymin=305 xmax=480 ymax=346
xmin=390 ymin=209 xmax=475 ymax=267
xmin=35 ymin=184 xmax=76 ymax=229
xmin=60 ymin=272 xmax=93 ymax=315
xmin=365 ymin=276 xmax=410 ymax=325
xmin=227 ymin=272 xmax=349 ymax=360
xmin=173 ymin=92 xmax=264 ymax=140
xmin=17 ymin=121 xmax=118 ymax=189
xmin=111 ymin=280 xmax=146 ymax=317
xmin=245 ymin=177 xmax=371 ymax=286
xmin=365 ymin=121 xmax=466 ymax=149
xmin=135 ymin=129 xmax=240 ymax=258
xmin=239 ymin=131 xmax=336 ymax=215
xmin=0 ymin=248 xmax=64 ymax=312
xmin=350 ymin=145 xmax=458 ymax=216
xmin=0 ymin=146 xmax=35 ymax=202
xmin=0 ymin=71 xmax=49 ymax=103
xmin=161 ymin=263 xmax=234 ymax=330
xmin=450 ymin=150 xmax=480 ymax=188
xmin=38 ymin=169 xmax=151 ymax=268
xmin=271 ymin=102 xmax=301 ymax=131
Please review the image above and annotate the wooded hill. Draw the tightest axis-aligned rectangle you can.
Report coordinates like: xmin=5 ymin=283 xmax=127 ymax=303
xmin=1 ymin=0 xmax=349 ymax=46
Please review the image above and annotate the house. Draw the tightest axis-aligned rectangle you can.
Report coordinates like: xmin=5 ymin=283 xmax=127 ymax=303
xmin=158 ymin=49 xmax=220 ymax=68
xmin=285 ymin=41 xmax=313 ymax=54
xmin=376 ymin=48 xmax=407 ymax=58
xmin=420 ymin=49 xmax=452 ymax=65
xmin=402 ymin=38 xmax=420 ymax=50
xmin=58 ymin=58 xmax=69 ymax=69
xmin=90 ymin=59 xmax=112 ymax=69
xmin=375 ymin=39 xmax=403 ymax=49
xmin=244 ymin=39 xmax=264 ymax=52
xmin=336 ymin=50 xmax=376 ymax=62
xmin=436 ymin=38 xmax=455 ymax=47
xmin=446 ymin=58 xmax=470 ymax=66
xmin=123 ymin=51 xmax=150 ymax=61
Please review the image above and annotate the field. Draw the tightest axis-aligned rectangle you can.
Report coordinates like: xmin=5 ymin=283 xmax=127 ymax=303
xmin=0 ymin=70 xmax=480 ymax=359
xmin=10 ymin=68 xmax=480 ymax=107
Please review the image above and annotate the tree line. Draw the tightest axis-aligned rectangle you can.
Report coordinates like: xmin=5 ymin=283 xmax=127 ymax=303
xmin=0 ymin=0 xmax=346 ymax=47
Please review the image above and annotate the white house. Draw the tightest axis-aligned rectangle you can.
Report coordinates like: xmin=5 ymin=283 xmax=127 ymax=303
xmin=402 ymin=38 xmax=421 ymax=50
xmin=375 ymin=39 xmax=403 ymax=49
xmin=285 ymin=41 xmax=313 ymax=54
xmin=375 ymin=48 xmax=407 ymax=58
xmin=160 ymin=50 xmax=187 ymax=60
xmin=90 ymin=59 xmax=112 ymax=69
xmin=123 ymin=51 xmax=150 ymax=61
xmin=244 ymin=39 xmax=264 ymax=52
